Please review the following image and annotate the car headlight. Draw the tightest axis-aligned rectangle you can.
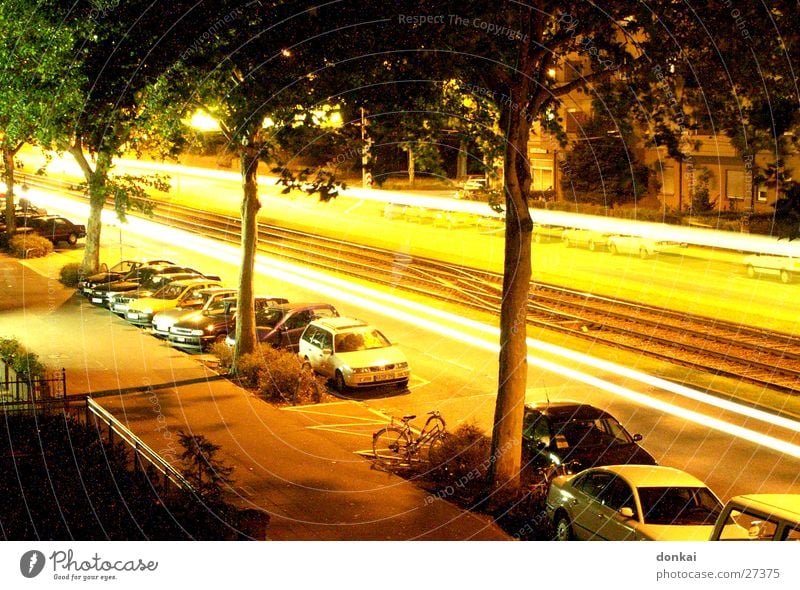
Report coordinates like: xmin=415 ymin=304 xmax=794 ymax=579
xmin=395 ymin=362 xmax=409 ymax=369
xmin=352 ymin=367 xmax=371 ymax=374
xmin=191 ymin=329 xmax=205 ymax=336
xmin=141 ymin=308 xmax=153 ymax=315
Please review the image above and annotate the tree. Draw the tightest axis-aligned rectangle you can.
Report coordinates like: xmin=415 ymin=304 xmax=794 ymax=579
xmin=43 ymin=1 xmax=203 ymax=274
xmin=177 ymin=432 xmax=234 ymax=503
xmin=0 ymin=0 xmax=84 ymax=237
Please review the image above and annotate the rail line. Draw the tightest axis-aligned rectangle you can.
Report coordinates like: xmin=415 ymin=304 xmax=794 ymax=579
xmin=24 ymin=174 xmax=800 ymax=395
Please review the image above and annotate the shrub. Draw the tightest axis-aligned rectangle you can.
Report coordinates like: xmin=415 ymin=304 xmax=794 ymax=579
xmin=255 ymin=346 xmax=322 ymax=404
xmin=424 ymin=423 xmax=493 ymax=503
xmin=210 ymin=340 xmax=234 ymax=370
xmin=0 ymin=337 xmax=21 ymax=363
xmin=59 ymin=263 xmax=83 ymax=287
xmin=8 ymin=234 xmax=53 ymax=258
xmin=233 ymin=351 xmax=265 ymax=389
xmin=12 ymin=351 xmax=46 ymax=380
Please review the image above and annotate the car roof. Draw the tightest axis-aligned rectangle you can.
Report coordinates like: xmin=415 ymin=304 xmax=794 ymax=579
xmin=524 ymin=401 xmax=612 ymax=421
xmin=311 ymin=316 xmax=368 ymax=331
xmin=165 ymin=278 xmax=222 ymax=288
xmin=271 ymin=302 xmax=336 ymax=312
xmin=199 ymin=287 xmax=237 ymax=295
xmin=589 ymin=465 xmax=709 ymax=488
xmin=726 ymin=494 xmax=800 ymax=519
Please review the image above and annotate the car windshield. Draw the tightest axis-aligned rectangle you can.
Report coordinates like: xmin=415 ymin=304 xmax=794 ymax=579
xmin=151 ymin=283 xmax=188 ymax=300
xmin=638 ymin=487 xmax=722 ymax=526
xmin=552 ymin=417 xmax=634 ymax=448
xmin=334 ymin=328 xmax=391 ymax=352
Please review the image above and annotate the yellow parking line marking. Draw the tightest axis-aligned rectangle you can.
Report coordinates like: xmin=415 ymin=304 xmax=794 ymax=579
xmin=307 ymin=421 xmax=385 ymax=430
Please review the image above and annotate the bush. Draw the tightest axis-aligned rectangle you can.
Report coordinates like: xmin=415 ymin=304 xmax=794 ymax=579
xmin=0 ymin=337 xmax=21 ymax=363
xmin=8 ymin=234 xmax=53 ymax=258
xmin=425 ymin=423 xmax=493 ymax=503
xmin=233 ymin=351 xmax=265 ymax=389
xmin=12 ymin=351 xmax=46 ymax=380
xmin=59 ymin=263 xmax=83 ymax=287
xmin=210 ymin=340 xmax=234 ymax=370
xmin=255 ymin=346 xmax=322 ymax=404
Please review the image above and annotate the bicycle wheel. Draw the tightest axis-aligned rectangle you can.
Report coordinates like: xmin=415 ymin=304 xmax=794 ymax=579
xmin=372 ymin=427 xmax=412 ymax=462
xmin=425 ymin=432 xmax=447 ymax=464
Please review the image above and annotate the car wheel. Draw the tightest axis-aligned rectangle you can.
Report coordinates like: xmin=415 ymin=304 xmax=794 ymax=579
xmin=588 ymin=241 xmax=596 ymax=252
xmin=746 ymin=265 xmax=756 ymax=278
xmin=67 ymin=233 xmax=78 ymax=246
xmin=334 ymin=371 xmax=347 ymax=393
xmin=534 ymin=233 xmax=542 ymax=244
xmin=609 ymin=243 xmax=618 ymax=255
xmin=554 ymin=513 xmax=574 ymax=541
xmin=781 ymin=269 xmax=792 ymax=284
xmin=639 ymin=247 xmax=649 ymax=259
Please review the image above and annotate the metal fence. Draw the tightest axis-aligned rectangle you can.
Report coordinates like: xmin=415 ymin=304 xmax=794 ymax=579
xmin=0 ymin=361 xmax=67 ymax=412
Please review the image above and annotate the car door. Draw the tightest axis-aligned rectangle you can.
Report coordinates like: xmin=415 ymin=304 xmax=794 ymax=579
xmin=277 ymin=309 xmax=315 ymax=350
xmin=568 ymin=472 xmax=637 ymax=540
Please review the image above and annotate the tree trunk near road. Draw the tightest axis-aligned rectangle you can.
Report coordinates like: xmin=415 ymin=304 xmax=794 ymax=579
xmin=2 ymin=146 xmax=18 ymax=237
xmin=71 ymin=144 xmax=111 ymax=275
xmin=487 ymin=98 xmax=534 ymax=500
xmin=234 ymin=146 xmax=261 ymax=361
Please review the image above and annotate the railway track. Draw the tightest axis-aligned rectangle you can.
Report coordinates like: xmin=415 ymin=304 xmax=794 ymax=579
xmin=24 ymin=174 xmax=800 ymax=394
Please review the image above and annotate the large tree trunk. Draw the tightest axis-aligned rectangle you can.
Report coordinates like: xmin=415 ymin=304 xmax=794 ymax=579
xmin=234 ymin=146 xmax=261 ymax=361
xmin=70 ymin=143 xmax=111 ymax=275
xmin=487 ymin=101 xmax=533 ymax=499
xmin=2 ymin=146 xmax=17 ymax=237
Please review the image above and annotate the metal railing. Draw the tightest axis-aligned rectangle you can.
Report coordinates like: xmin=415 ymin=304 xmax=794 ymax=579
xmin=86 ymin=397 xmax=195 ymax=494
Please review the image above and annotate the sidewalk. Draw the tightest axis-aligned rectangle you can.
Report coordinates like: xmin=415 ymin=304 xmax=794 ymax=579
xmin=0 ymin=252 xmax=511 ymax=541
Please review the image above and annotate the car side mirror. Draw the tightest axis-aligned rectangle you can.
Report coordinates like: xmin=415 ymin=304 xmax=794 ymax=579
xmin=619 ymin=507 xmax=635 ymax=519
xmin=321 ymin=348 xmax=332 ymax=356
xmin=632 ymin=433 xmax=643 ymax=442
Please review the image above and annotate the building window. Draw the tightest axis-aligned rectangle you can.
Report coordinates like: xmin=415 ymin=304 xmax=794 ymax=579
xmin=566 ymin=109 xmax=587 ymax=133
xmin=757 ymin=184 xmax=768 ymax=202
xmin=726 ymin=170 xmax=745 ymax=200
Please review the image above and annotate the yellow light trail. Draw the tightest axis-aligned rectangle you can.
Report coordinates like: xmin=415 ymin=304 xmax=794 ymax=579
xmin=35 ymin=189 xmax=800 ymax=459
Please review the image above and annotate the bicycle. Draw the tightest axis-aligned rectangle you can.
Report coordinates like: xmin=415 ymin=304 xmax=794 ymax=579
xmin=372 ymin=410 xmax=447 ymax=463
xmin=527 ymin=460 xmax=581 ymax=505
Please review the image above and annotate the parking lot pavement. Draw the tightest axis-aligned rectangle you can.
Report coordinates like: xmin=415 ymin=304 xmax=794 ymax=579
xmin=1 ymin=253 xmax=511 ymax=541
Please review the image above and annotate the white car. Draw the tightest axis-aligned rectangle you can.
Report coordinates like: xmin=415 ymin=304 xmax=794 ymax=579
xmin=606 ymin=235 xmax=683 ymax=259
xmin=298 ymin=317 xmax=410 ymax=392
xmin=561 ymin=228 xmax=610 ymax=251
xmin=743 ymin=253 xmax=800 ymax=284
xmin=546 ymin=464 xmax=743 ymax=541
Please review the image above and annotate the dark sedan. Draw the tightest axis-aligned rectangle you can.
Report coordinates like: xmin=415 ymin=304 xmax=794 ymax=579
xmin=79 ymin=258 xmax=175 ymax=296
xmin=18 ymin=215 xmax=86 ymax=246
xmin=522 ymin=401 xmax=657 ymax=473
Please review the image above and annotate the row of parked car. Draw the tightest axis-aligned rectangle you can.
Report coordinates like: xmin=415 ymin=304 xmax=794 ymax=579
xmin=522 ymin=400 xmax=800 ymax=541
xmin=538 ymin=226 xmax=686 ymax=258
xmin=77 ymin=258 xmax=411 ymax=392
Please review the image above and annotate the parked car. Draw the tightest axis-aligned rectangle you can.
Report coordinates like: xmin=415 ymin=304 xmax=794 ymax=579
xmin=168 ymin=294 xmax=288 ymax=352
xmin=151 ymin=287 xmax=238 ymax=338
xmin=299 ymin=316 xmax=410 ymax=392
xmin=225 ymin=302 xmax=339 ymax=351
xmin=79 ymin=258 xmax=175 ymax=297
xmin=710 ymin=494 xmax=800 ymax=541
xmin=522 ymin=401 xmax=657 ymax=472
xmin=533 ymin=223 xmax=565 ymax=243
xmin=17 ymin=215 xmax=85 ymax=246
xmin=606 ymin=235 xmax=684 ymax=259
xmin=561 ymin=228 xmax=610 ymax=251
xmin=124 ymin=278 xmax=224 ymax=327
xmin=454 ymin=176 xmax=488 ymax=200
xmin=743 ymin=253 xmax=800 ymax=284
xmin=546 ymin=464 xmax=731 ymax=541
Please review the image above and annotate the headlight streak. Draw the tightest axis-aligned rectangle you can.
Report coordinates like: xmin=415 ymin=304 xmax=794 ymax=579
xmin=37 ymin=192 xmax=800 ymax=459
